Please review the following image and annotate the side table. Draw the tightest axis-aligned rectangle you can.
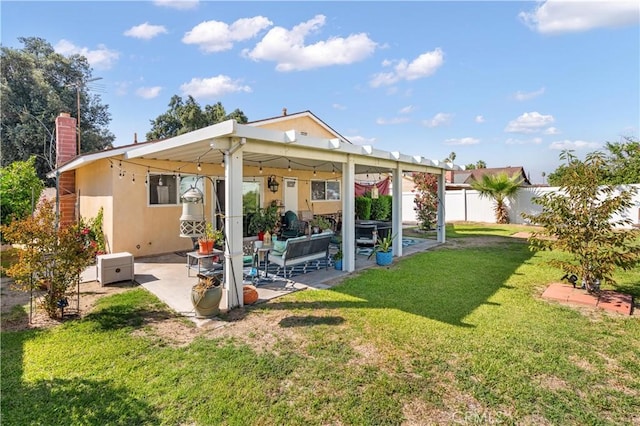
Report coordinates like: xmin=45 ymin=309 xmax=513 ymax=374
xmin=186 ymin=250 xmax=222 ymax=277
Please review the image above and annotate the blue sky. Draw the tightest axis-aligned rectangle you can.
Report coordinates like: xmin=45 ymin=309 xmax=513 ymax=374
xmin=3 ymin=1 xmax=639 ymax=183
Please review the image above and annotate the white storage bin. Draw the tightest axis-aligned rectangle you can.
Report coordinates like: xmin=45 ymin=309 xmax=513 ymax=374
xmin=96 ymin=252 xmax=134 ymax=286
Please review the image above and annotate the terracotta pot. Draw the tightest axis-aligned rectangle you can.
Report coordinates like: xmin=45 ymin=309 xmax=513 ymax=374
xmin=198 ymin=240 xmax=214 ymax=254
xmin=243 ymin=285 xmax=259 ymax=305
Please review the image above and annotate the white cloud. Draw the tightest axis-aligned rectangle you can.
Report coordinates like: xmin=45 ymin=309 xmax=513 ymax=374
xmin=183 ymin=16 xmax=273 ymax=53
xmin=422 ymin=112 xmax=452 ymax=128
xmin=505 ymin=137 xmax=543 ymax=145
xmin=332 ymin=103 xmax=347 ymax=110
xmin=153 ymin=0 xmax=198 ymax=10
xmin=399 ymin=105 xmax=415 ymax=114
xmin=370 ymin=48 xmax=444 ymax=87
xmin=136 ymin=86 xmax=162 ymax=99
xmin=376 ymin=117 xmax=410 ymax=125
xmin=445 ymin=137 xmax=480 ymax=146
xmin=54 ymin=39 xmax=119 ymax=70
xmin=346 ymin=135 xmax=376 ymax=145
xmin=505 ymin=111 xmax=555 ymax=133
xmin=549 ymin=139 xmax=600 ymax=150
xmin=519 ymin=0 xmax=639 ymax=34
xmin=475 ymin=115 xmax=485 ymax=123
xmin=244 ymin=15 xmax=377 ymax=71
xmin=513 ymin=87 xmax=545 ymax=101
xmin=180 ymin=75 xmax=252 ymax=98
xmin=543 ymin=126 xmax=560 ymax=135
xmin=115 ymin=81 xmax=130 ymax=96
xmin=124 ymin=23 xmax=168 ymax=40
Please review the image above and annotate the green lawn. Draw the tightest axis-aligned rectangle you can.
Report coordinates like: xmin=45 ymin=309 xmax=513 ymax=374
xmin=2 ymin=224 xmax=639 ymax=425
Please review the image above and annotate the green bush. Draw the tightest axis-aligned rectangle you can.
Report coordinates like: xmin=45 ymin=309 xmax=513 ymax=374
xmin=0 ymin=156 xmax=44 ymax=226
xmin=355 ymin=196 xmax=371 ymax=220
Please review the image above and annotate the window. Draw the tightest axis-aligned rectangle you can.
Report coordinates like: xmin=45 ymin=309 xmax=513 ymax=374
xmin=242 ymin=181 xmax=261 ymax=213
xmin=311 ymin=180 xmax=341 ymax=201
xmin=148 ymin=174 xmax=203 ymax=205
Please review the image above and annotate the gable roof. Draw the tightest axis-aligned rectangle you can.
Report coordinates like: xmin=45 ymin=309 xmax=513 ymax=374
xmin=449 ymin=167 xmax=532 ymax=186
xmin=247 ymin=110 xmax=350 ymax=144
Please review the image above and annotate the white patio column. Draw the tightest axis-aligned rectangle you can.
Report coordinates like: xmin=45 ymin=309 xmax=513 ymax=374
xmin=342 ymin=157 xmax=356 ymax=272
xmin=392 ymin=165 xmax=403 ymax=257
xmin=437 ymin=171 xmax=446 ymax=243
xmin=222 ymin=140 xmax=244 ymax=310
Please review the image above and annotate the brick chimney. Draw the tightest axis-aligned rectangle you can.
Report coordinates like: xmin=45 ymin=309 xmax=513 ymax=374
xmin=55 ymin=112 xmax=77 ymax=227
xmin=445 ymin=170 xmax=453 ymax=183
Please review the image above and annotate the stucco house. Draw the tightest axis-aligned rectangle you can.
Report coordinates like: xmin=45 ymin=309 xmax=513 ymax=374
xmin=50 ymin=109 xmax=453 ymax=310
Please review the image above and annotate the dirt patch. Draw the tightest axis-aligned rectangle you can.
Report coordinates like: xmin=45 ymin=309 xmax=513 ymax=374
xmin=1 ymin=277 xmax=137 ymax=332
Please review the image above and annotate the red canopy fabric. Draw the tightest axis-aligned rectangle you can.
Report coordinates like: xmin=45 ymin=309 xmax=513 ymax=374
xmin=354 ymin=177 xmax=391 ymax=197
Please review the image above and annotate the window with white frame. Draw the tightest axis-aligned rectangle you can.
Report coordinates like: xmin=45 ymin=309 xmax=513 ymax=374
xmin=148 ymin=174 xmax=203 ymax=205
xmin=311 ymin=180 xmax=341 ymax=201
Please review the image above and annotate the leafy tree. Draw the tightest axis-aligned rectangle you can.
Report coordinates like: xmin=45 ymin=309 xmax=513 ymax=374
xmin=146 ymin=95 xmax=248 ymax=140
xmin=1 ymin=37 xmax=114 ymax=180
xmin=1 ymin=200 xmax=98 ymax=318
xmin=547 ymin=138 xmax=640 ymax=186
xmin=523 ymin=150 xmax=640 ymax=293
xmin=412 ymin=172 xmax=438 ymax=230
xmin=464 ymin=160 xmax=487 ymax=170
xmin=603 ymin=137 xmax=640 ymax=184
xmin=0 ymin=156 xmax=44 ymax=226
xmin=470 ymin=172 xmax=523 ymax=223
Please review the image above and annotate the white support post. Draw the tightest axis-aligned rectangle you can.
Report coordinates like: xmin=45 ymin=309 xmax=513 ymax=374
xmin=392 ymin=165 xmax=403 ymax=257
xmin=222 ymin=142 xmax=244 ymax=310
xmin=437 ymin=171 xmax=446 ymax=243
xmin=342 ymin=157 xmax=356 ymax=272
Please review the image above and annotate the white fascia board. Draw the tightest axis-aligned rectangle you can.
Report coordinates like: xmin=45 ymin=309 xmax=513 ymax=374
xmin=46 ymin=146 xmax=130 ymax=178
xmin=126 ymin=120 xmax=236 ymax=159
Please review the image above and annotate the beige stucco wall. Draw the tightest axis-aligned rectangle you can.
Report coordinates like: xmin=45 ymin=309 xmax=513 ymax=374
xmin=255 ymin=116 xmax=336 ymax=139
xmin=76 ymin=156 xmax=342 ymax=257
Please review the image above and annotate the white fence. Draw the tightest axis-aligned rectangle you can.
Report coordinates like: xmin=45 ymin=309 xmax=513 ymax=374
xmin=402 ymin=184 xmax=640 ymax=227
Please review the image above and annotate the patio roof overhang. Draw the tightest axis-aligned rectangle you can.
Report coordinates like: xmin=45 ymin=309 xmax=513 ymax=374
xmin=124 ymin=119 xmax=454 ymax=175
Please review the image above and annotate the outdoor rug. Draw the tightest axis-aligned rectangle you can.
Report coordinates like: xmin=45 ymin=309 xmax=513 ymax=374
xmin=356 ymin=238 xmax=417 ymax=256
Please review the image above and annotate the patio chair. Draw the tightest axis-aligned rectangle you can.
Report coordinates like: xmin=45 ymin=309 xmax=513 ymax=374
xmin=281 ymin=211 xmax=308 ymax=239
xmin=355 ymin=223 xmax=378 ymax=247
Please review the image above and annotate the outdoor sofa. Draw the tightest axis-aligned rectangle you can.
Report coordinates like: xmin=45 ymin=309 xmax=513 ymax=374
xmin=267 ymin=231 xmax=333 ymax=278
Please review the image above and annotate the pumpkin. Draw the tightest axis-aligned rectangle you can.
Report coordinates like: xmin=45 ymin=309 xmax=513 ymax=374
xmin=243 ymin=285 xmax=259 ymax=305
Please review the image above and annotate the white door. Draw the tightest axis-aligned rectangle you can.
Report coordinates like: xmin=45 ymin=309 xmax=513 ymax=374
xmin=283 ymin=178 xmax=298 ymax=213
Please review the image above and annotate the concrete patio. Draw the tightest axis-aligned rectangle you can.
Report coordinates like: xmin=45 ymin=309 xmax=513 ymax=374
xmin=89 ymin=236 xmax=440 ymax=326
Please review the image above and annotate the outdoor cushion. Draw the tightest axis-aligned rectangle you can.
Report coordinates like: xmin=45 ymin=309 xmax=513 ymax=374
xmin=271 ymin=240 xmax=287 ymax=256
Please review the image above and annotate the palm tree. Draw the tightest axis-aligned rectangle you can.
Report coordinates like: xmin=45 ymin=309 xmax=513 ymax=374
xmin=470 ymin=172 xmax=523 ymax=223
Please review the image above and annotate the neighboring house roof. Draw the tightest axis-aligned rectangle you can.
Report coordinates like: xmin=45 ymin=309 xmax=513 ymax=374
xmin=448 ymin=167 xmax=532 ymax=186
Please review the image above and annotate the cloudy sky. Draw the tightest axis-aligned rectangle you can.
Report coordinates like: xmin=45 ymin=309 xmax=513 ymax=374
xmin=3 ymin=0 xmax=639 ymax=182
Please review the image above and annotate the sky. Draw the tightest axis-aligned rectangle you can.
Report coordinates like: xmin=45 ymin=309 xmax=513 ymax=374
xmin=2 ymin=1 xmax=639 ymax=184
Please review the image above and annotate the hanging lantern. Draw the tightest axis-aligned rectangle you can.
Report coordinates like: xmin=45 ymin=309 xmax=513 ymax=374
xmin=179 ymin=187 xmax=205 ymax=238
xmin=267 ymin=175 xmax=280 ymax=193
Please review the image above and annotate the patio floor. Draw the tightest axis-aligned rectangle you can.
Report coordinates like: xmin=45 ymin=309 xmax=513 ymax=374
xmin=92 ymin=236 xmax=441 ymax=326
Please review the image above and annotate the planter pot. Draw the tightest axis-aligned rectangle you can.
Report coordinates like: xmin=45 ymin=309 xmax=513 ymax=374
xmin=375 ymin=250 xmax=393 ymax=266
xmin=334 ymin=259 xmax=343 ymax=270
xmin=198 ymin=240 xmax=214 ymax=254
xmin=243 ymin=285 xmax=259 ymax=305
xmin=191 ymin=285 xmax=222 ymax=318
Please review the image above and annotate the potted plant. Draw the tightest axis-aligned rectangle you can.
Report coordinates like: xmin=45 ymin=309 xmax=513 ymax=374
xmin=368 ymin=234 xmax=396 ymax=266
xmin=310 ymin=216 xmax=332 ymax=234
xmin=248 ymin=205 xmax=279 ymax=240
xmin=191 ymin=273 xmax=223 ymax=318
xmin=333 ymin=247 xmax=343 ymax=270
xmin=198 ymin=223 xmax=223 ymax=254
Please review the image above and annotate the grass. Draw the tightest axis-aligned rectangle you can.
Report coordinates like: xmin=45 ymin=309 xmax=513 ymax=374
xmin=2 ymin=224 xmax=639 ymax=425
